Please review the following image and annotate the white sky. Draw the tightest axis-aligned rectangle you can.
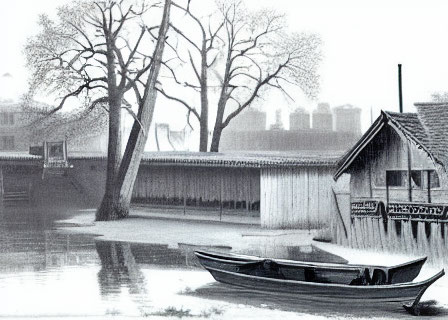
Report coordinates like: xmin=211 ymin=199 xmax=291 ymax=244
xmin=1 ymin=0 xmax=448 ymax=132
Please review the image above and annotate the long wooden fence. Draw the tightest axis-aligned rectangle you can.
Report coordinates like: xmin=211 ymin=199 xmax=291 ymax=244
xmin=333 ymin=199 xmax=448 ymax=267
xmin=132 ymin=165 xmax=260 ymax=210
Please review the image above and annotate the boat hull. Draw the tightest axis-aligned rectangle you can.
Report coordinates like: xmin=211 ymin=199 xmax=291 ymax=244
xmin=204 ymin=266 xmax=445 ymax=314
xmin=194 ymin=250 xmax=426 ymax=285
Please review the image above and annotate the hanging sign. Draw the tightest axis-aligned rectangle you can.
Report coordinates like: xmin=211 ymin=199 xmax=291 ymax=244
xmin=351 ymin=200 xmax=383 ymax=217
xmin=387 ymin=202 xmax=448 ymax=220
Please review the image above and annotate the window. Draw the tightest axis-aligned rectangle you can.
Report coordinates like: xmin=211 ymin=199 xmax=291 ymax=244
xmin=375 ymin=169 xmax=440 ymax=189
xmin=0 ymin=113 xmax=15 ymax=126
xmin=376 ymin=170 xmax=424 ymax=189
xmin=1 ymin=136 xmax=15 ymax=150
xmin=428 ymin=170 xmax=440 ymax=188
xmin=0 ymin=113 xmax=7 ymax=125
xmin=411 ymin=170 xmax=422 ymax=189
xmin=386 ymin=170 xmax=406 ymax=187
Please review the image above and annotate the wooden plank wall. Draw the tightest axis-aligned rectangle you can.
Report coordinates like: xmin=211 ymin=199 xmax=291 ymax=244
xmin=132 ymin=165 xmax=260 ymax=209
xmin=349 ymin=125 xmax=447 ymax=202
xmin=260 ymin=167 xmax=334 ymax=229
xmin=337 ymin=217 xmax=448 ymax=267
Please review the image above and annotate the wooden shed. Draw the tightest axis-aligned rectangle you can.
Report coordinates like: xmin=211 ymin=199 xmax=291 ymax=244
xmin=335 ymin=105 xmax=448 ymax=205
xmin=133 ymin=151 xmax=341 ymax=229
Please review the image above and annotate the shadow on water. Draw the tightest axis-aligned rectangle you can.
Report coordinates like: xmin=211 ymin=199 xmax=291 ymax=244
xmin=190 ymin=282 xmax=448 ymax=318
xmin=96 ymin=241 xmax=147 ymax=296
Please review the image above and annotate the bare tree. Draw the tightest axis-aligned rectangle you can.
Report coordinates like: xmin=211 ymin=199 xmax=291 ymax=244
xmin=431 ymin=92 xmax=448 ymax=102
xmin=109 ymin=0 xmax=171 ymax=219
xmin=25 ymin=0 xmax=172 ymax=220
xmin=159 ymin=0 xmax=321 ymax=152
xmin=158 ymin=1 xmax=224 ymax=151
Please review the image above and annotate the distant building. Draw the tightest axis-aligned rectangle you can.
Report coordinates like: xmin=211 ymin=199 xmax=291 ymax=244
xmin=0 ymin=101 xmax=30 ymax=151
xmin=290 ymin=107 xmax=310 ymax=130
xmin=225 ymin=108 xmax=266 ymax=132
xmin=220 ymin=129 xmax=360 ymax=152
xmin=333 ymin=104 xmax=361 ymax=135
xmin=269 ymin=109 xmax=284 ymax=130
xmin=0 ymin=100 xmax=107 ymax=153
xmin=153 ymin=123 xmax=189 ymax=151
xmin=312 ymin=103 xmax=333 ymax=131
xmin=220 ymin=102 xmax=363 ymax=152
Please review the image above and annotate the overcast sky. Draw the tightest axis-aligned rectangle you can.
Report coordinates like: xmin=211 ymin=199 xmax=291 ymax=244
xmin=1 ymin=0 xmax=448 ymax=131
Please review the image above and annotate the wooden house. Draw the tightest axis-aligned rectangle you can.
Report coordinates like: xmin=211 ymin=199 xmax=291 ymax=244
xmin=333 ymin=103 xmax=448 ymax=263
xmin=335 ymin=103 xmax=448 ymax=205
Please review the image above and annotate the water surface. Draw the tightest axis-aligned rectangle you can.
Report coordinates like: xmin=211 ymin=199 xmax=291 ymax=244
xmin=0 ymin=204 xmax=446 ymax=318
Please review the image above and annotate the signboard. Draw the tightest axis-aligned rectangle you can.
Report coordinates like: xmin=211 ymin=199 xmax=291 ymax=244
xmin=46 ymin=141 xmax=65 ymax=161
xmin=387 ymin=202 xmax=448 ymax=220
xmin=42 ymin=141 xmax=72 ymax=178
xmin=351 ymin=200 xmax=383 ymax=217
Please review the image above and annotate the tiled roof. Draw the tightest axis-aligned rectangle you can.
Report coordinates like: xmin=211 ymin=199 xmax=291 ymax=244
xmin=384 ymin=112 xmax=428 ymax=144
xmin=0 ymin=152 xmax=41 ymax=161
xmin=139 ymin=151 xmax=342 ymax=168
xmin=415 ymin=103 xmax=448 ymax=169
xmin=0 ymin=151 xmax=342 ymax=168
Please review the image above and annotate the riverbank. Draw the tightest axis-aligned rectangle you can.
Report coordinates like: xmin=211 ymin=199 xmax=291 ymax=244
xmin=57 ymin=207 xmax=315 ymax=253
xmin=57 ymin=206 xmax=448 ymax=317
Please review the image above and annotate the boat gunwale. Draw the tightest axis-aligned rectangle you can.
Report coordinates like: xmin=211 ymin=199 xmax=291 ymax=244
xmin=194 ymin=250 xmax=427 ymax=271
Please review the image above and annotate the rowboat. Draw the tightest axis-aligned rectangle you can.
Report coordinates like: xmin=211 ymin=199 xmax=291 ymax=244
xmin=203 ymin=265 xmax=445 ymax=315
xmin=194 ymin=250 xmax=427 ymax=285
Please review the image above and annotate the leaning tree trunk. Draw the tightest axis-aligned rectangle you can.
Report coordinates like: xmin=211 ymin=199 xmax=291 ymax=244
xmin=96 ymin=46 xmax=123 ymax=221
xmin=101 ymin=0 xmax=172 ymax=219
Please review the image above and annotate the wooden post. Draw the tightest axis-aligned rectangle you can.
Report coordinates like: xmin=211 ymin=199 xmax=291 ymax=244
xmin=407 ymin=142 xmax=412 ymax=202
xmin=398 ymin=64 xmax=403 ymax=113
xmin=386 ymin=171 xmax=390 ymax=205
xmin=427 ymin=170 xmax=431 ymax=204
xmin=219 ymin=172 xmax=223 ymax=221
xmin=246 ymin=170 xmax=250 ymax=212
xmin=183 ymin=169 xmax=186 ymax=215
xmin=0 ymin=166 xmax=3 ymax=199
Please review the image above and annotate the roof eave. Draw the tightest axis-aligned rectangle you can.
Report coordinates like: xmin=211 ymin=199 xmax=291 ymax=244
xmin=333 ymin=112 xmax=387 ymax=180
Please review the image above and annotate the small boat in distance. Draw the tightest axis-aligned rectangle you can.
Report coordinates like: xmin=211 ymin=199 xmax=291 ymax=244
xmin=195 ymin=250 xmax=427 ymax=285
xmin=203 ymin=265 xmax=444 ymax=316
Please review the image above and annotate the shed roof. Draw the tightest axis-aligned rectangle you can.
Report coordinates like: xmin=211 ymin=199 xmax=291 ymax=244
xmin=334 ymin=103 xmax=448 ymax=179
xmin=73 ymin=151 xmax=343 ymax=168
xmin=0 ymin=150 xmax=342 ymax=168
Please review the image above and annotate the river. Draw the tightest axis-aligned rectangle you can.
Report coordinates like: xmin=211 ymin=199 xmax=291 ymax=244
xmin=0 ymin=204 xmax=446 ymax=319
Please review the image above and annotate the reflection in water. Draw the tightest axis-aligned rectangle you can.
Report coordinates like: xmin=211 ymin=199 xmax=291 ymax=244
xmin=191 ymin=282 xmax=448 ymax=319
xmin=0 ymin=206 xmax=98 ymax=273
xmin=2 ymin=204 xmax=445 ymax=318
xmin=96 ymin=241 xmax=146 ymax=297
